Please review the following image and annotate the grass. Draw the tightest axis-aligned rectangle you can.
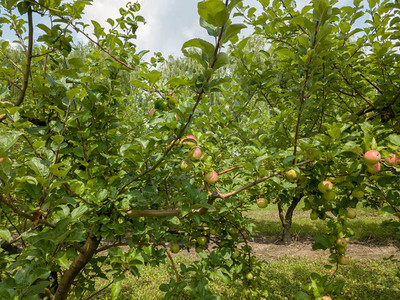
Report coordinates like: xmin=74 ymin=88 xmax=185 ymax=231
xmin=93 ymin=256 xmax=400 ymax=299
xmin=92 ymin=206 xmax=399 ymax=299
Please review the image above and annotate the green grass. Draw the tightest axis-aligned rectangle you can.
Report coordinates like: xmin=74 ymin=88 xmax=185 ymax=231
xmin=247 ymin=203 xmax=399 ymax=244
xmin=93 ymin=256 xmax=400 ymax=299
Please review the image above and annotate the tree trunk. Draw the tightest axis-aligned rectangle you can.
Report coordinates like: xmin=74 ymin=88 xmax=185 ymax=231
xmin=53 ymin=234 xmax=100 ymax=300
xmin=278 ymin=196 xmax=301 ymax=244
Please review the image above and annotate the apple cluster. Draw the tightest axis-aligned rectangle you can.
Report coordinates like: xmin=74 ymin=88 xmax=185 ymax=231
xmin=364 ymin=149 xmax=399 ymax=174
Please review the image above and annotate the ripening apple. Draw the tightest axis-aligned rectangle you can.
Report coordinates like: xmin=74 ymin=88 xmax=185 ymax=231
xmin=188 ymin=147 xmax=202 ymax=160
xmin=149 ymin=108 xmax=156 ymax=118
xmin=384 ymin=153 xmax=399 ymax=166
xmin=336 ymin=238 xmax=347 ymax=248
xmin=0 ymin=157 xmax=5 ymax=163
xmin=197 ymin=236 xmax=207 ymax=246
xmin=182 ymin=135 xmax=197 ymax=147
xmin=318 ymin=180 xmax=333 ymax=193
xmin=256 ymin=198 xmax=268 ymax=208
xmin=323 ymin=191 xmax=336 ymax=201
xmin=310 ymin=211 xmax=319 ymax=220
xmin=322 ymin=296 xmax=332 ymax=300
xmin=180 ymin=159 xmax=192 ymax=171
xmin=285 ymin=169 xmax=298 ymax=180
xmin=205 ymin=170 xmax=218 ymax=184
xmin=338 ymin=255 xmax=349 ymax=265
xmin=367 ymin=162 xmax=381 ymax=174
xmin=345 ymin=208 xmax=356 ymax=219
xmin=170 ymin=243 xmax=180 ymax=254
xmin=364 ymin=150 xmax=381 ymax=165
xmin=352 ymin=188 xmax=364 ymax=199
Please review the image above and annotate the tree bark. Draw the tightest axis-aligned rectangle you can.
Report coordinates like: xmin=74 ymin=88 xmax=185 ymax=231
xmin=53 ymin=234 xmax=100 ymax=300
xmin=278 ymin=196 xmax=302 ymax=244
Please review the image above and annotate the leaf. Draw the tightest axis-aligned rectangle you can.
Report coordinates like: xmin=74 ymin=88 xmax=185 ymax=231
xmin=0 ymin=229 xmax=11 ymax=242
xmin=182 ymin=38 xmax=215 ymax=57
xmin=387 ymin=134 xmax=400 ymax=146
xmin=312 ymin=235 xmax=331 ymax=250
xmin=213 ymin=52 xmax=229 ymax=70
xmin=70 ymin=181 xmax=85 ymax=195
xmin=0 ymin=131 xmax=23 ymax=151
xmin=111 ymin=280 xmax=122 ymax=300
xmin=295 ymin=291 xmax=311 ymax=300
xmin=198 ymin=0 xmax=229 ymax=27
xmin=28 ymin=158 xmax=50 ymax=177
xmin=91 ymin=20 xmax=104 ymax=38
xmin=221 ymin=23 xmax=247 ymax=44
xmin=71 ymin=205 xmax=88 ymax=220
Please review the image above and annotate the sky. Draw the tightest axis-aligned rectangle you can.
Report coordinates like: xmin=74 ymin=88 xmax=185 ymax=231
xmin=1 ymin=0 xmax=360 ymax=58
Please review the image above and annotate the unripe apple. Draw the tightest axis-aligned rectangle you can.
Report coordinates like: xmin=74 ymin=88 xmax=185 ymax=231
xmin=170 ymin=243 xmax=180 ymax=254
xmin=256 ymin=198 xmax=268 ymax=208
xmin=345 ymin=208 xmax=356 ymax=219
xmin=197 ymin=236 xmax=207 ymax=246
xmin=180 ymin=159 xmax=192 ymax=171
xmin=318 ymin=180 xmax=333 ymax=193
xmin=205 ymin=170 xmax=218 ymax=184
xmin=310 ymin=211 xmax=319 ymax=220
xmin=337 ymin=246 xmax=346 ymax=254
xmin=352 ymin=188 xmax=364 ymax=199
xmin=364 ymin=150 xmax=381 ymax=165
xmin=149 ymin=108 xmax=156 ymax=118
xmin=336 ymin=238 xmax=347 ymax=248
xmin=384 ymin=153 xmax=399 ymax=166
xmin=338 ymin=255 xmax=349 ymax=265
xmin=188 ymin=147 xmax=202 ymax=160
xmin=182 ymin=135 xmax=197 ymax=147
xmin=367 ymin=162 xmax=381 ymax=174
xmin=323 ymin=191 xmax=336 ymax=201
xmin=285 ymin=169 xmax=298 ymax=180
xmin=246 ymin=272 xmax=254 ymax=280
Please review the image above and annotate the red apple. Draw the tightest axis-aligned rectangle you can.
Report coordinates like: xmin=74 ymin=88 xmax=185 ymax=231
xmin=367 ymin=162 xmax=381 ymax=174
xmin=384 ymin=153 xmax=399 ymax=166
xmin=188 ymin=147 xmax=202 ymax=160
xmin=182 ymin=135 xmax=197 ymax=147
xmin=322 ymin=296 xmax=332 ymax=300
xmin=364 ymin=150 xmax=381 ymax=165
xmin=336 ymin=238 xmax=347 ymax=248
xmin=205 ymin=170 xmax=218 ymax=184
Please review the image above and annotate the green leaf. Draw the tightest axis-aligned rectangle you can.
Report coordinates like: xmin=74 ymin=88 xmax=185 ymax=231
xmin=111 ymin=280 xmax=122 ymax=300
xmin=70 ymin=181 xmax=85 ymax=195
xmin=0 ymin=131 xmax=23 ymax=151
xmin=0 ymin=229 xmax=11 ymax=242
xmin=28 ymin=158 xmax=50 ymax=177
xmin=221 ymin=23 xmax=246 ymax=44
xmin=91 ymin=20 xmax=104 ymax=38
xmin=182 ymin=38 xmax=215 ymax=57
xmin=198 ymin=0 xmax=229 ymax=27
xmin=71 ymin=205 xmax=88 ymax=220
xmin=213 ymin=52 xmax=229 ymax=70
xmin=295 ymin=291 xmax=311 ymax=300
xmin=387 ymin=134 xmax=400 ymax=146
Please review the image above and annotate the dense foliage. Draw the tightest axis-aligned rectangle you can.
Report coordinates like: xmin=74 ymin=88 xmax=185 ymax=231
xmin=0 ymin=0 xmax=399 ymax=299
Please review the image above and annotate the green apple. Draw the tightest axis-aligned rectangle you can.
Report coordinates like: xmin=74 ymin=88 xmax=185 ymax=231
xmin=323 ymin=191 xmax=336 ymax=201
xmin=170 ymin=243 xmax=180 ymax=254
xmin=338 ymin=255 xmax=349 ymax=265
xmin=246 ymin=272 xmax=254 ymax=280
xmin=285 ymin=169 xmax=298 ymax=180
xmin=345 ymin=208 xmax=356 ymax=219
xmin=256 ymin=198 xmax=268 ymax=208
xmin=352 ymin=188 xmax=364 ymax=199
xmin=197 ymin=236 xmax=207 ymax=246
xmin=310 ymin=211 xmax=319 ymax=220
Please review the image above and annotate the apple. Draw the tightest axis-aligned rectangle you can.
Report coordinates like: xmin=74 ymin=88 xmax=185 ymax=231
xmin=149 ymin=108 xmax=156 ymax=118
xmin=345 ymin=208 xmax=356 ymax=219
xmin=285 ymin=169 xmax=298 ymax=180
xmin=195 ymin=246 xmax=204 ymax=253
xmin=205 ymin=170 xmax=218 ymax=184
xmin=310 ymin=211 xmax=319 ymax=220
xmin=336 ymin=238 xmax=347 ymax=248
xmin=188 ymin=147 xmax=202 ymax=160
xmin=256 ymin=198 xmax=268 ymax=208
xmin=337 ymin=246 xmax=346 ymax=254
xmin=197 ymin=236 xmax=207 ymax=246
xmin=170 ymin=243 xmax=180 ymax=254
xmin=367 ymin=162 xmax=380 ymax=174
xmin=180 ymin=159 xmax=192 ymax=171
xmin=318 ymin=180 xmax=333 ymax=193
xmin=323 ymin=191 xmax=336 ymax=201
xmin=0 ymin=157 xmax=5 ymax=163
xmin=181 ymin=135 xmax=197 ymax=147
xmin=364 ymin=150 xmax=381 ymax=165
xmin=322 ymin=297 xmax=332 ymax=300
xmin=384 ymin=153 xmax=399 ymax=166
xmin=231 ymin=250 xmax=240 ymax=259
xmin=352 ymin=188 xmax=364 ymax=199
xmin=246 ymin=272 xmax=254 ymax=280
xmin=338 ymin=255 xmax=349 ymax=265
